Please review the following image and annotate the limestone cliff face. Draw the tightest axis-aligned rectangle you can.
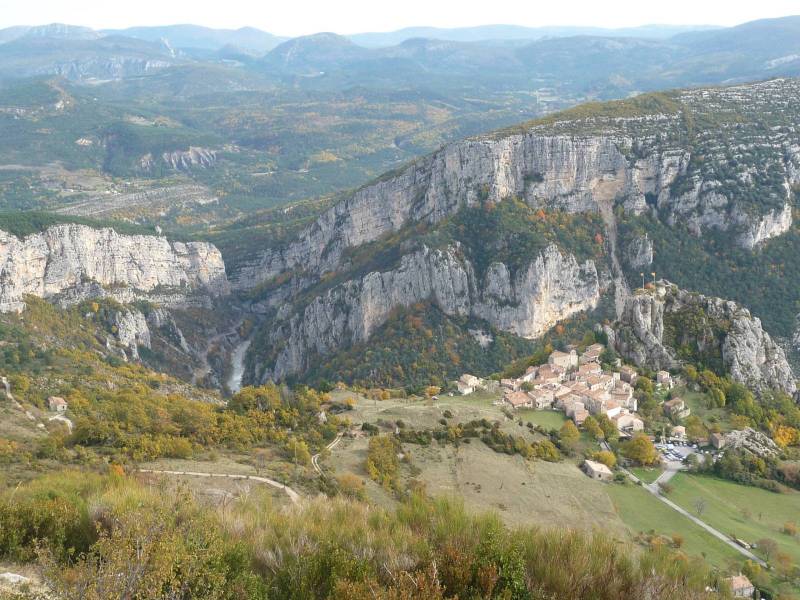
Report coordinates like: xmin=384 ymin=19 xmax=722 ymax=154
xmin=736 ymin=203 xmax=793 ymax=249
xmin=252 ymin=244 xmax=600 ymax=382
xmin=668 ymin=189 xmax=793 ymax=250
xmin=0 ymin=224 xmax=229 ymax=312
xmin=231 ymin=134 xmax=685 ymax=289
xmin=234 ymin=127 xmax=795 ymax=289
xmin=608 ymin=282 xmax=797 ymax=395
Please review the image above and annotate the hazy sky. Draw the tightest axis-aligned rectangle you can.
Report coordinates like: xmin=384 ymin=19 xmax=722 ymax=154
xmin=1 ymin=0 xmax=798 ymax=36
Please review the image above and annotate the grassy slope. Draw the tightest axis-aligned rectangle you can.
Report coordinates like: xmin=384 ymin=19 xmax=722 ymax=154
xmin=606 ymin=483 xmax=743 ymax=568
xmin=665 ymin=473 xmax=800 ymax=564
xmin=324 ymin=388 xmax=764 ymax=569
xmin=629 ymin=466 xmax=664 ymax=484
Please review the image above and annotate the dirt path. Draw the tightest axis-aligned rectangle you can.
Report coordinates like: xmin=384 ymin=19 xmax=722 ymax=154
xmin=312 ymin=434 xmax=343 ymax=477
xmin=138 ymin=468 xmax=301 ymax=505
xmin=1 ymin=376 xmax=45 ymax=428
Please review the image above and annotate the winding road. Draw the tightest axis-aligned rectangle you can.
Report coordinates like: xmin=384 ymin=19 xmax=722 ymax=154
xmin=138 ymin=468 xmax=301 ymax=505
xmin=312 ymin=434 xmax=343 ymax=477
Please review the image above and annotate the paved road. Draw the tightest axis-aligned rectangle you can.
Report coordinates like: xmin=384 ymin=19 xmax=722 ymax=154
xmin=138 ymin=468 xmax=301 ymax=505
xmin=624 ymin=467 xmax=766 ymax=567
xmin=312 ymin=434 xmax=343 ymax=477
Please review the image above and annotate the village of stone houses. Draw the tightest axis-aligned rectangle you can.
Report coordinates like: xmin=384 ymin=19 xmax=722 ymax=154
xmin=455 ymin=341 xmax=776 ymax=484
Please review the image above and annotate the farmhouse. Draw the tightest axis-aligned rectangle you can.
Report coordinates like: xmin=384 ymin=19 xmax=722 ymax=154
xmin=48 ymin=396 xmax=67 ymax=412
xmin=504 ymin=391 xmax=532 ymax=409
xmin=583 ymin=459 xmax=613 ymax=481
xmin=722 ymin=574 xmax=755 ymax=598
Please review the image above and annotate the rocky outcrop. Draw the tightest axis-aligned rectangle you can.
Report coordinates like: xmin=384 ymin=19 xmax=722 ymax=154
xmin=607 ymin=286 xmax=676 ymax=371
xmin=608 ymin=282 xmax=797 ymax=395
xmin=0 ymin=224 xmax=229 ymax=313
xmin=723 ymin=428 xmax=780 ymax=458
xmin=110 ymin=308 xmax=151 ymax=360
xmin=737 ymin=203 xmax=793 ymax=249
xmin=47 ymin=58 xmax=172 ymax=81
xmin=251 ymin=243 xmax=599 ymax=382
xmin=623 ymin=234 xmax=654 ymax=269
xmin=794 ymin=315 xmax=800 ymax=352
xmin=162 ymin=147 xmax=217 ymax=171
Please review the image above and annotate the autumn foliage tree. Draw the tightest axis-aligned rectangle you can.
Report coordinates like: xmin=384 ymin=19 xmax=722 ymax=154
xmin=621 ymin=433 xmax=659 ymax=466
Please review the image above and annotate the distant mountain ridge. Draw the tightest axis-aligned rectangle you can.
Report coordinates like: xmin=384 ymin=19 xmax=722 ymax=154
xmin=1 ymin=17 xmax=798 ymax=87
xmin=347 ymin=23 xmax=722 ymax=47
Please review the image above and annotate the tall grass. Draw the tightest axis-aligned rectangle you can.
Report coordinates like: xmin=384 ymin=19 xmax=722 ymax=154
xmin=1 ymin=472 xmax=730 ymax=599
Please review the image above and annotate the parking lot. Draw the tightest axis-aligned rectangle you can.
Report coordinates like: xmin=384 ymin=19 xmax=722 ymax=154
xmin=656 ymin=441 xmax=707 ymax=465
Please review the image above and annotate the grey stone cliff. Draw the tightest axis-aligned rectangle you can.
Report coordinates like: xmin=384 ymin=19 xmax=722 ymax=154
xmin=0 ymin=224 xmax=229 ymax=312
xmin=110 ymin=308 xmax=151 ymax=360
xmin=623 ymin=234 xmax=654 ymax=269
xmin=252 ymin=243 xmax=599 ymax=382
xmin=608 ymin=282 xmax=797 ymax=395
xmin=232 ymin=134 xmax=684 ymax=289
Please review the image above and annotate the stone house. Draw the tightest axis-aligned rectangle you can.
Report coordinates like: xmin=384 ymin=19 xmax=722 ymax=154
xmin=619 ymin=365 xmax=638 ymax=385
xmin=504 ymin=391 xmax=532 ymax=409
xmin=501 ymin=378 xmax=519 ymax=391
xmin=520 ymin=365 xmax=538 ymax=382
xmin=613 ymin=412 xmax=644 ymax=432
xmin=580 ymin=343 xmax=604 ymax=364
xmin=664 ymin=397 xmax=690 ymax=419
xmin=657 ymin=370 xmax=673 ymax=389
xmin=710 ymin=432 xmax=726 ymax=450
xmin=529 ymin=388 xmax=555 ymax=410
xmin=572 ymin=408 xmax=589 ymax=426
xmin=575 ymin=362 xmax=602 ymax=379
xmin=460 ymin=374 xmax=481 ymax=388
xmin=48 ymin=396 xmax=67 ymax=412
xmin=671 ymin=425 xmax=686 ymax=439
xmin=548 ymin=349 xmax=578 ymax=369
xmin=583 ymin=459 xmax=613 ymax=481
xmin=457 ymin=380 xmax=475 ymax=395
xmin=722 ymin=574 xmax=755 ymax=598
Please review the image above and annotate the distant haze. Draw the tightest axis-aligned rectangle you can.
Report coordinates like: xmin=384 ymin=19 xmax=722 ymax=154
xmin=2 ymin=0 xmax=799 ymax=36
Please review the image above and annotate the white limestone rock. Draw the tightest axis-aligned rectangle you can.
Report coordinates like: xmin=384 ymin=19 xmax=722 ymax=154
xmin=254 ymin=243 xmax=599 ymax=382
xmin=623 ymin=234 xmax=654 ymax=269
xmin=0 ymin=224 xmax=229 ymax=312
xmin=111 ymin=308 xmax=151 ymax=360
xmin=230 ymin=134 xmax=688 ymax=290
xmin=610 ymin=282 xmax=796 ymax=395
